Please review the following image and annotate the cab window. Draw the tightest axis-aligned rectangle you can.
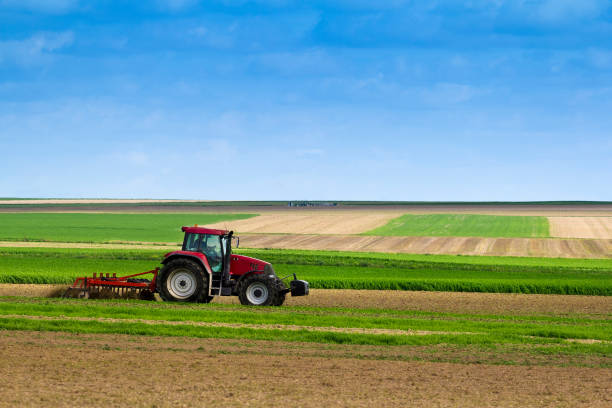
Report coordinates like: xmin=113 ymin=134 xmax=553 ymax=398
xmin=201 ymin=234 xmax=223 ymax=273
xmin=184 ymin=233 xmax=202 ymax=252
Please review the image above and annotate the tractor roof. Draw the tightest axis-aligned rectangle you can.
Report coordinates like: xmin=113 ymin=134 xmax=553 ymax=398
xmin=182 ymin=226 xmax=230 ymax=236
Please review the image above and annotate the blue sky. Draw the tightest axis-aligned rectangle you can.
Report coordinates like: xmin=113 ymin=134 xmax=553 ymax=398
xmin=0 ymin=1 xmax=611 ymax=200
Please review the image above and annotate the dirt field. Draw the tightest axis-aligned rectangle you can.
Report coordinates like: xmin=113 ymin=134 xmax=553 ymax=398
xmin=0 ymin=330 xmax=609 ymax=408
xmin=2 ymin=285 xmax=609 ymax=316
xmin=205 ymin=211 xmax=404 ymax=234
xmin=2 ymin=234 xmax=611 ymax=258
xmin=239 ymin=234 xmax=612 ymax=258
xmin=549 ymin=216 xmax=612 ymax=239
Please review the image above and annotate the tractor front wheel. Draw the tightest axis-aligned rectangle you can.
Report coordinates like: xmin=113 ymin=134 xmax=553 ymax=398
xmin=238 ymin=275 xmax=283 ymax=306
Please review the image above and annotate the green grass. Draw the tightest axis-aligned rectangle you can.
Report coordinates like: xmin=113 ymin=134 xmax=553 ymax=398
xmin=0 ymin=298 xmax=609 ymax=366
xmin=0 ymin=213 xmax=255 ymax=243
xmin=1 ymin=247 xmax=610 ymax=295
xmin=1 ymin=298 xmax=610 ymax=340
xmin=366 ymin=214 xmax=550 ymax=237
xmin=238 ymin=248 xmax=612 ymax=270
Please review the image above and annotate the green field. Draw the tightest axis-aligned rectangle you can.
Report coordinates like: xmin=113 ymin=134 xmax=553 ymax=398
xmin=366 ymin=214 xmax=550 ymax=237
xmin=0 ymin=213 xmax=255 ymax=243
xmin=0 ymin=297 xmax=609 ymax=367
xmin=2 ymin=247 xmax=610 ymax=295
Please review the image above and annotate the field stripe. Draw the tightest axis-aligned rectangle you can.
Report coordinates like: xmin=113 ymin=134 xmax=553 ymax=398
xmin=549 ymin=217 xmax=612 ymax=239
xmin=239 ymin=234 xmax=612 ymax=258
xmin=0 ymin=314 xmax=481 ymax=337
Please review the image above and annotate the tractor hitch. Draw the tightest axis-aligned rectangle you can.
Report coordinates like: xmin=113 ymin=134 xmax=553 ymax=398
xmin=279 ymin=273 xmax=309 ymax=297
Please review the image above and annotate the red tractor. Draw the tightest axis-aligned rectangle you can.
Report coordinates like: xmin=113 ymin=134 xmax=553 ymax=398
xmin=64 ymin=226 xmax=309 ymax=306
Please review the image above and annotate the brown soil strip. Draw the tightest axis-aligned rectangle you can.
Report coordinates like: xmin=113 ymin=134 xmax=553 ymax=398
xmin=1 ymin=330 xmax=610 ymax=407
xmin=204 ymin=211 xmax=404 ymax=234
xmin=2 ymin=285 xmax=610 ymax=316
xmin=4 ymin=235 xmax=610 ymax=257
xmin=0 ymin=314 xmax=475 ymax=337
xmin=239 ymin=234 xmax=612 ymax=258
xmin=549 ymin=216 xmax=612 ymax=239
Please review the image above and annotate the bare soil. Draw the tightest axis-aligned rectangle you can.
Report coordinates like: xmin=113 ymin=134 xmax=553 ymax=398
xmin=239 ymin=234 xmax=612 ymax=258
xmin=204 ymin=211 xmax=404 ymax=234
xmin=549 ymin=216 xmax=612 ymax=239
xmin=2 ymin=285 xmax=609 ymax=316
xmin=0 ymin=330 xmax=610 ymax=408
xmin=4 ymin=234 xmax=610 ymax=258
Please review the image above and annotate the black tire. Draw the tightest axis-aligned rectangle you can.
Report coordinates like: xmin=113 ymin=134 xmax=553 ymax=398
xmin=272 ymin=279 xmax=287 ymax=306
xmin=157 ymin=258 xmax=210 ymax=303
xmin=238 ymin=275 xmax=282 ymax=306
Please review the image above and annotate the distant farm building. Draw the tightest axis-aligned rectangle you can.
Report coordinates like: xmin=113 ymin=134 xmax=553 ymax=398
xmin=287 ymin=201 xmax=338 ymax=207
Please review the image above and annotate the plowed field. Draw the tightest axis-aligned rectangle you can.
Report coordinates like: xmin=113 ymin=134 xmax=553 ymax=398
xmin=2 ymin=331 xmax=610 ymax=408
xmin=2 ymin=285 xmax=609 ymax=316
xmin=549 ymin=216 xmax=612 ymax=239
xmin=239 ymin=234 xmax=612 ymax=258
xmin=204 ymin=211 xmax=404 ymax=234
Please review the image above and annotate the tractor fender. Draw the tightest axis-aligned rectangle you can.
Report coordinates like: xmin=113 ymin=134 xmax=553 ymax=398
xmin=162 ymin=253 xmax=213 ymax=280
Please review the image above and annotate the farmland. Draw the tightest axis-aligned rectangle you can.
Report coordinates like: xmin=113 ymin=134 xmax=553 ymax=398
xmin=365 ymin=214 xmax=550 ymax=237
xmin=1 ymin=247 xmax=611 ymax=295
xmin=0 ymin=295 xmax=610 ymax=406
xmin=1 ymin=203 xmax=611 ymax=406
xmin=1 ymin=210 xmax=610 ymax=258
xmin=0 ymin=213 xmax=255 ymax=243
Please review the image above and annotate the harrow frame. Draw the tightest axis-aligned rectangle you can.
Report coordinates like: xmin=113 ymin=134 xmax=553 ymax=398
xmin=63 ymin=268 xmax=159 ymax=300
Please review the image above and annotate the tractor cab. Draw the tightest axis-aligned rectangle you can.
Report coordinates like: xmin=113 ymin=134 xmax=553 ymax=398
xmin=182 ymin=229 xmax=226 ymax=273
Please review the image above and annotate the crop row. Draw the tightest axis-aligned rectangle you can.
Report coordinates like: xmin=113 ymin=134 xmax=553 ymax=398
xmin=0 ymin=247 xmax=610 ymax=295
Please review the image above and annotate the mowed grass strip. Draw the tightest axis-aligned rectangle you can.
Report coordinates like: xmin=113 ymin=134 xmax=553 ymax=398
xmin=366 ymin=214 xmax=550 ymax=237
xmin=0 ymin=213 xmax=255 ymax=243
xmin=0 ymin=298 xmax=609 ymax=341
xmin=0 ymin=299 xmax=610 ymax=368
xmin=1 ymin=247 xmax=611 ymax=295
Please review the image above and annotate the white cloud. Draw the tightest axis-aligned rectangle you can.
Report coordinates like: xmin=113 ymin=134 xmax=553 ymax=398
xmin=0 ymin=31 xmax=74 ymax=66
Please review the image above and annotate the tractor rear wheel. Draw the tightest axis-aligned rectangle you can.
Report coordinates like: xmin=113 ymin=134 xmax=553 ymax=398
xmin=238 ymin=275 xmax=283 ymax=306
xmin=157 ymin=258 xmax=211 ymax=303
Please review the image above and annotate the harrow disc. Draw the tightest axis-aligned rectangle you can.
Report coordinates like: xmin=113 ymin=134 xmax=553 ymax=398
xmin=62 ymin=287 xmax=90 ymax=299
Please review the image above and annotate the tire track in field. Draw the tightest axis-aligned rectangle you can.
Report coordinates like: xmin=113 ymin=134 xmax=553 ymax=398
xmin=0 ymin=314 xmax=478 ymax=337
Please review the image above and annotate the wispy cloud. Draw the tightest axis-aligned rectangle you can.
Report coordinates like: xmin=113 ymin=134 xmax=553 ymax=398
xmin=0 ymin=31 xmax=74 ymax=66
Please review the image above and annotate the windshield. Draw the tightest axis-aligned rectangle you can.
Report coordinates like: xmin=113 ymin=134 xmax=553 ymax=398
xmin=182 ymin=233 xmax=224 ymax=273
xmin=200 ymin=234 xmax=223 ymax=273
